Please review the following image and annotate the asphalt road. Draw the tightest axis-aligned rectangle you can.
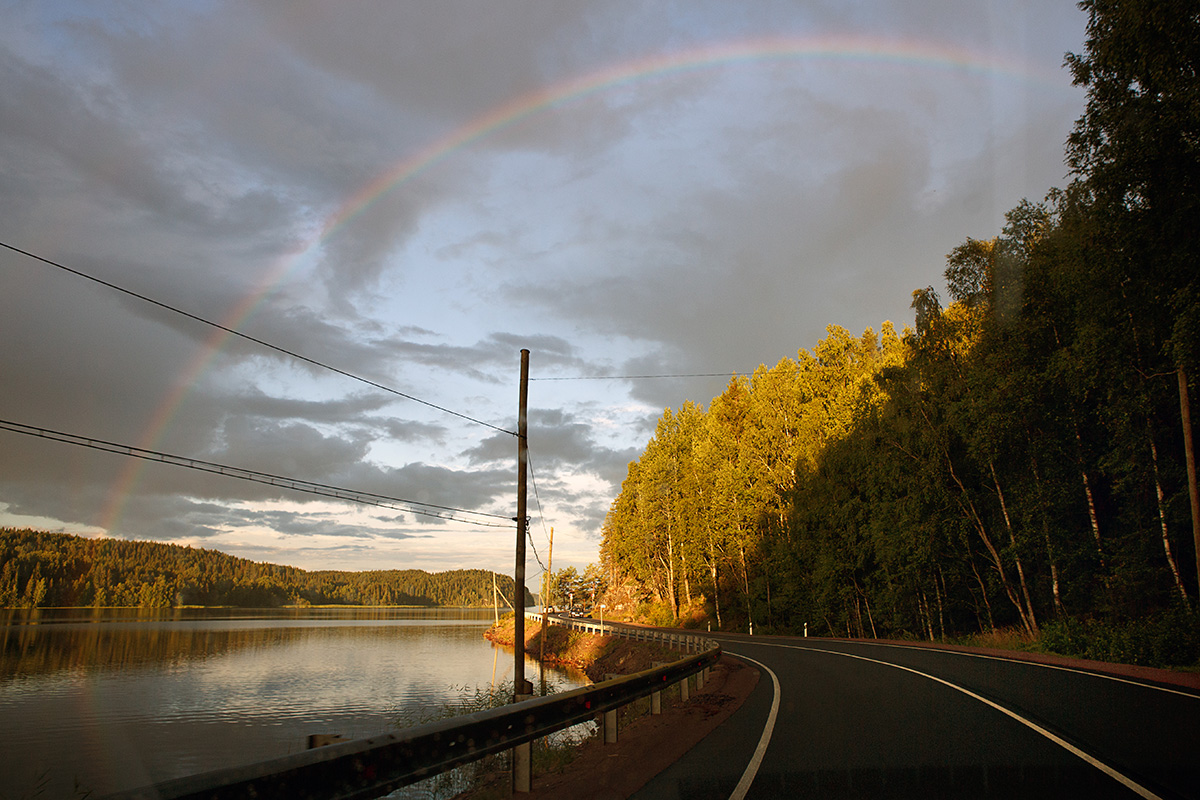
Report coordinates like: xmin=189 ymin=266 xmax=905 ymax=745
xmin=631 ymin=633 xmax=1200 ymax=800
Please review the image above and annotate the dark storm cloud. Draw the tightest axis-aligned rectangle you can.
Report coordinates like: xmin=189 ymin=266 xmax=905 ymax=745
xmin=460 ymin=404 xmax=640 ymax=536
xmin=463 ymin=407 xmax=635 ymax=480
xmin=212 ymin=508 xmax=430 ymax=540
xmin=367 ymin=331 xmax=586 ymax=384
xmin=232 ymin=391 xmax=394 ymax=424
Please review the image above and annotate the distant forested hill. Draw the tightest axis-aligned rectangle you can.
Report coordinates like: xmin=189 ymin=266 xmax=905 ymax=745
xmin=0 ymin=528 xmax=529 ymax=608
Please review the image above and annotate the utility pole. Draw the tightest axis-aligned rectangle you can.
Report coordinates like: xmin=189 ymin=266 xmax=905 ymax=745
xmin=513 ymin=349 xmax=531 ymax=793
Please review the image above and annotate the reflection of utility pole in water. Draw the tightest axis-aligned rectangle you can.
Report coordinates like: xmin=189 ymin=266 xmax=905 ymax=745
xmin=539 ymin=527 xmax=554 ymax=696
xmin=490 ymin=639 xmax=498 ymax=692
xmin=490 ymin=571 xmax=501 ymax=692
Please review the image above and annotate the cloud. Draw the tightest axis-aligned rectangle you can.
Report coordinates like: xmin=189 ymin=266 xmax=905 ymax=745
xmin=0 ymin=1 xmax=1087 ymax=573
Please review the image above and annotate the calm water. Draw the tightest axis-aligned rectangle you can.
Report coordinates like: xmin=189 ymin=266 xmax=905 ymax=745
xmin=0 ymin=607 xmax=584 ymax=798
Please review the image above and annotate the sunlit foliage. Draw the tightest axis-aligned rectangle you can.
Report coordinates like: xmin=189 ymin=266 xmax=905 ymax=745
xmin=600 ymin=1 xmax=1200 ymax=653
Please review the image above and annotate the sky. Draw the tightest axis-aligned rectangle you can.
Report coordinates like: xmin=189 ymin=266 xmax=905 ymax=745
xmin=0 ymin=1 xmax=1088 ymax=582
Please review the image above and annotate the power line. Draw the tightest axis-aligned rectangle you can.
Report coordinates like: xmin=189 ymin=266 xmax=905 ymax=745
xmin=1 ymin=241 xmax=516 ymax=436
xmin=0 ymin=418 xmax=513 ymax=529
xmin=525 ymin=453 xmax=550 ymax=573
xmin=529 ymin=372 xmax=743 ymax=381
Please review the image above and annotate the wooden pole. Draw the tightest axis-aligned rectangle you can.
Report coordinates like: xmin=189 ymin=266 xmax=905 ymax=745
xmin=513 ymin=349 xmax=531 ymax=793
xmin=515 ymin=349 xmax=529 ymax=689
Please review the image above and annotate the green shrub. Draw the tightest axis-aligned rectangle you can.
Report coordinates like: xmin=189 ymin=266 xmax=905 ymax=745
xmin=635 ymin=601 xmax=676 ymax=627
xmin=1035 ymin=610 xmax=1200 ymax=669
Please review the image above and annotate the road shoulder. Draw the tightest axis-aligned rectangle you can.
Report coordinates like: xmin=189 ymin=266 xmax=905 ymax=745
xmin=461 ymin=654 xmax=758 ymax=800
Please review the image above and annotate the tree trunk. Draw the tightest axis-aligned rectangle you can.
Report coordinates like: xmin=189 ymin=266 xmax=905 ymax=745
xmin=910 ymin=396 xmax=1026 ymax=632
xmin=968 ymin=550 xmax=997 ymax=632
xmin=1149 ymin=432 xmax=1189 ymax=605
xmin=708 ymin=538 xmax=722 ymax=629
xmin=866 ymin=594 xmax=878 ymax=639
xmin=935 ymin=567 xmax=947 ymax=641
xmin=739 ymin=543 xmax=753 ymax=631
xmin=990 ymin=460 xmax=1038 ymax=634
xmin=667 ymin=526 xmax=677 ymax=620
xmin=1073 ymin=424 xmax=1110 ymax=588
xmin=947 ymin=454 xmax=1031 ymax=633
xmin=1180 ymin=364 xmax=1200 ymax=595
xmin=765 ymin=569 xmax=772 ymax=627
xmin=1047 ymin=524 xmax=1065 ymax=615
xmin=1029 ymin=453 xmax=1066 ymax=615
xmin=918 ymin=587 xmax=934 ymax=641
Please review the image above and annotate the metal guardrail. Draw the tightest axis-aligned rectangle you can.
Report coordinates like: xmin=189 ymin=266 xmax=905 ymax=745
xmin=538 ymin=611 xmax=713 ymax=653
xmin=100 ymin=614 xmax=720 ymax=800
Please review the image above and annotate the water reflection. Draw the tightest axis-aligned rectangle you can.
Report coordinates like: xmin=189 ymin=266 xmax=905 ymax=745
xmin=0 ymin=607 xmax=497 ymax=680
xmin=0 ymin=608 xmax=582 ymax=797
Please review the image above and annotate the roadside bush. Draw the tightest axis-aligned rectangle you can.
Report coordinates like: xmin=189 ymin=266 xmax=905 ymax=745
xmin=1035 ymin=609 xmax=1200 ymax=669
xmin=634 ymin=601 xmax=676 ymax=627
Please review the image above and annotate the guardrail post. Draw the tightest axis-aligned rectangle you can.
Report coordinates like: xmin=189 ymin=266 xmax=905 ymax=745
xmin=696 ymin=667 xmax=704 ymax=691
xmin=602 ymin=674 xmax=621 ymax=744
xmin=680 ymin=674 xmax=690 ymax=702
xmin=651 ymin=662 xmax=668 ymax=715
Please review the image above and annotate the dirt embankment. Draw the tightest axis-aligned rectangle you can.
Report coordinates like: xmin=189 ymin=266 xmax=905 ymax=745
xmin=484 ymin=616 xmax=681 ymax=682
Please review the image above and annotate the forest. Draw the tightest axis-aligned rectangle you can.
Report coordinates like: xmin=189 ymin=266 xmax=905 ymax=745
xmin=599 ymin=1 xmax=1200 ymax=658
xmin=0 ymin=528 xmax=531 ymax=609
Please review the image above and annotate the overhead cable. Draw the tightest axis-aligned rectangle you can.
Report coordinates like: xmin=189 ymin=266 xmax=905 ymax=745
xmin=525 ymin=453 xmax=550 ymax=573
xmin=1 ymin=241 xmax=516 ymax=436
xmin=0 ymin=418 xmax=512 ymax=528
xmin=529 ymin=372 xmax=742 ymax=381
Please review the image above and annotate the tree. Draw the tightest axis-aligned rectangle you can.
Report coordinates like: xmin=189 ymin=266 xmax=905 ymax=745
xmin=1066 ymin=0 xmax=1200 ymax=592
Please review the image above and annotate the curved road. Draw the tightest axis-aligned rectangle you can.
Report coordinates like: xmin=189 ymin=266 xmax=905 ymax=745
xmin=631 ymin=632 xmax=1200 ymax=799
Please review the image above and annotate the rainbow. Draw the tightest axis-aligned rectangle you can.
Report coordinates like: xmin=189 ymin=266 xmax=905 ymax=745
xmin=98 ymin=34 xmax=1066 ymax=533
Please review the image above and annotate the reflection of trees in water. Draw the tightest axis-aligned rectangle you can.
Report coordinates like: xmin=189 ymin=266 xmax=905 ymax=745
xmin=0 ymin=609 xmax=492 ymax=680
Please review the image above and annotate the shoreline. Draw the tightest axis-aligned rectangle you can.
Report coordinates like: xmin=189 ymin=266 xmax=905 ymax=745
xmin=0 ymin=603 xmax=492 ymax=611
xmin=483 ymin=615 xmax=683 ymax=683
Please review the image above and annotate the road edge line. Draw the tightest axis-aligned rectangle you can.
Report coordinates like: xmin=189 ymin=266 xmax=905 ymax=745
xmin=853 ymin=640 xmax=1200 ymax=700
xmin=772 ymin=642 xmax=1165 ymax=800
xmin=726 ymin=652 xmax=780 ymax=800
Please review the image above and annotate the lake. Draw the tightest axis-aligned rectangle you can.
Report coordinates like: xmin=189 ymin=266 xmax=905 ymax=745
xmin=0 ymin=607 xmax=586 ymax=798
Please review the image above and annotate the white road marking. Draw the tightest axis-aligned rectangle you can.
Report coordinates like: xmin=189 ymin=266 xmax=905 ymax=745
xmin=845 ymin=640 xmax=1200 ymax=700
xmin=753 ymin=641 xmax=1166 ymax=800
xmin=726 ymin=652 xmax=780 ymax=800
